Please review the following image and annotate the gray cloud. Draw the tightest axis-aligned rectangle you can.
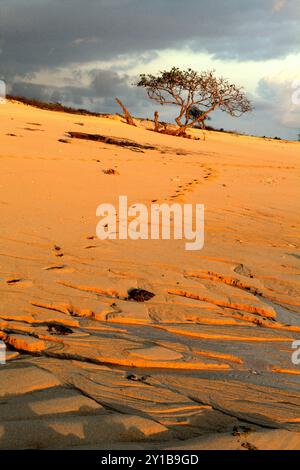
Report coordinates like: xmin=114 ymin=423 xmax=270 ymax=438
xmin=10 ymin=69 xmax=148 ymax=115
xmin=0 ymin=0 xmax=299 ymax=82
xmin=208 ymin=77 xmax=300 ymax=140
xmin=255 ymin=77 xmax=300 ymax=131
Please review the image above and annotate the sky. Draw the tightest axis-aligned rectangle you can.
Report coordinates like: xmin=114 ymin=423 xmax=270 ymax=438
xmin=0 ymin=0 xmax=299 ymax=139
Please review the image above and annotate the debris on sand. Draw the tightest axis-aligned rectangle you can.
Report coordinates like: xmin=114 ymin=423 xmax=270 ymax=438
xmin=234 ymin=263 xmax=253 ymax=278
xmin=127 ymin=288 xmax=155 ymax=302
xmin=103 ymin=168 xmax=119 ymax=175
xmin=47 ymin=324 xmax=73 ymax=336
xmin=126 ymin=374 xmax=148 ymax=382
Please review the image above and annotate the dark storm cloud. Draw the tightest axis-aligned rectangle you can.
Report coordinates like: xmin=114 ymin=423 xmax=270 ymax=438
xmin=0 ymin=0 xmax=299 ymax=81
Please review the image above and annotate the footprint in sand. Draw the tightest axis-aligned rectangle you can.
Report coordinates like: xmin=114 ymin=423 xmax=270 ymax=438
xmin=44 ymin=265 xmax=74 ymax=273
xmin=23 ymin=127 xmax=44 ymax=132
xmin=6 ymin=277 xmax=23 ymax=284
xmin=44 ymin=265 xmax=65 ymax=271
xmin=52 ymin=245 xmax=64 ymax=257
xmin=5 ymin=277 xmax=33 ymax=287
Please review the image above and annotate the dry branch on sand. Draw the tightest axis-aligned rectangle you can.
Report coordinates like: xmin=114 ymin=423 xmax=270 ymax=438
xmin=67 ymin=131 xmax=156 ymax=151
xmin=115 ymin=98 xmax=137 ymax=127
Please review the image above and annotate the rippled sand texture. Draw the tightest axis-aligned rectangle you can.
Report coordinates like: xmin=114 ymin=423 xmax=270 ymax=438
xmin=0 ymin=100 xmax=300 ymax=449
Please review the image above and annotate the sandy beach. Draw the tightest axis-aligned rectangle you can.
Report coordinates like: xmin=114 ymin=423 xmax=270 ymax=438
xmin=0 ymin=99 xmax=299 ymax=450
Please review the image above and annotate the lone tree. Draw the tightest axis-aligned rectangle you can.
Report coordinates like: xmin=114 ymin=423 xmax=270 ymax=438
xmin=136 ymin=67 xmax=253 ymax=136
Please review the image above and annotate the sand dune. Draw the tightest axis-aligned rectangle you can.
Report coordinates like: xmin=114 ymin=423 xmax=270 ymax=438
xmin=0 ymin=100 xmax=299 ymax=449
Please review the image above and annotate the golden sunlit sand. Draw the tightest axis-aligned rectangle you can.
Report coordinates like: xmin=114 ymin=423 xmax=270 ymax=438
xmin=0 ymin=99 xmax=299 ymax=449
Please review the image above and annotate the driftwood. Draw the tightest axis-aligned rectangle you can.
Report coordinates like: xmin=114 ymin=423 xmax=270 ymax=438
xmin=67 ymin=131 xmax=156 ymax=151
xmin=153 ymin=111 xmax=169 ymax=133
xmin=115 ymin=98 xmax=136 ymax=126
xmin=154 ymin=111 xmax=160 ymax=132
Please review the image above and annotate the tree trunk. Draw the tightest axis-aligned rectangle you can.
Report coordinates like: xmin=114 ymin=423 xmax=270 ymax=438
xmin=154 ymin=111 xmax=160 ymax=132
xmin=175 ymin=125 xmax=187 ymax=136
xmin=115 ymin=98 xmax=136 ymax=126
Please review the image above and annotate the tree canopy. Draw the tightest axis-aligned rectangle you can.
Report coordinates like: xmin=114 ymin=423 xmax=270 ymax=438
xmin=136 ymin=67 xmax=253 ymax=135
